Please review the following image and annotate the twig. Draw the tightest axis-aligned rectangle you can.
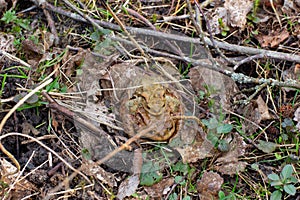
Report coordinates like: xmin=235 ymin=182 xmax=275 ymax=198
xmin=21 ymin=134 xmax=58 ymax=144
xmin=0 ymin=50 xmax=31 ymax=68
xmin=270 ymin=0 xmax=282 ymax=28
xmin=43 ymin=8 xmax=59 ymax=45
xmin=4 ymin=150 xmax=36 ymax=200
xmin=41 ymin=1 xmax=300 ymax=63
xmin=194 ymin=1 xmax=237 ymax=65
xmin=42 ymin=92 xmax=117 ymax=139
xmin=0 ymin=78 xmax=53 ymax=175
xmin=45 ymin=124 xmax=156 ymax=199
xmin=60 ymin=0 xmax=106 ymax=33
xmin=0 ymin=132 xmax=91 ymax=182
xmin=109 ymin=34 xmax=300 ymax=90
xmin=125 ymin=7 xmax=183 ymax=57
xmin=100 ymin=0 xmax=146 ymax=57
xmin=233 ymin=54 xmax=266 ymax=71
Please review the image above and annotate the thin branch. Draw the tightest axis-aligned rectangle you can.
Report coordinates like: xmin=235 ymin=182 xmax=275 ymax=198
xmin=0 ymin=132 xmax=91 ymax=183
xmin=41 ymin=1 xmax=300 ymax=63
xmin=0 ymin=50 xmax=31 ymax=68
xmin=0 ymin=78 xmax=53 ymax=175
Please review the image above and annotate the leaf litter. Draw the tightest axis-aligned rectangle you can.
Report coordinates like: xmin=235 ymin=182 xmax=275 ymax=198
xmin=0 ymin=0 xmax=300 ymax=199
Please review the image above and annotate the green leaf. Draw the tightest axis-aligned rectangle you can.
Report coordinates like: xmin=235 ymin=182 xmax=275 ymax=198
xmin=140 ymin=170 xmax=162 ymax=186
xmin=217 ymin=124 xmax=233 ymax=134
xmin=218 ymin=191 xmax=226 ymax=199
xmin=221 ymin=30 xmax=227 ymax=37
xmin=174 ymin=176 xmax=183 ymax=184
xmin=251 ymin=163 xmax=259 ymax=171
xmin=270 ymin=180 xmax=282 ymax=187
xmin=270 ymin=190 xmax=282 ymax=200
xmin=140 ymin=161 xmax=162 ymax=186
xmin=218 ymin=139 xmax=230 ymax=152
xmin=280 ymin=164 xmax=293 ymax=180
xmin=1 ymin=10 xmax=17 ymax=24
xmin=168 ymin=193 xmax=178 ymax=200
xmin=172 ymin=161 xmax=190 ymax=175
xmin=257 ymin=140 xmax=277 ymax=153
xmin=182 ymin=196 xmax=191 ymax=200
xmin=81 ymin=148 xmax=91 ymax=160
xmin=268 ymin=173 xmax=280 ymax=181
xmin=207 ymin=131 xmax=219 ymax=146
xmin=289 ymin=176 xmax=298 ymax=184
xmin=283 ymin=184 xmax=296 ymax=195
xmin=202 ymin=118 xmax=218 ymax=129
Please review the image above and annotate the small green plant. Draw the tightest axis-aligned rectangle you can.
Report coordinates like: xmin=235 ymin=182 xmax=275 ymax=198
xmin=218 ymin=18 xmax=230 ymax=37
xmin=268 ymin=164 xmax=298 ymax=200
xmin=46 ymin=77 xmax=67 ymax=93
xmin=218 ymin=191 xmax=237 ymax=200
xmin=247 ymin=0 xmax=260 ymax=24
xmin=1 ymin=10 xmax=30 ymax=33
xmin=202 ymin=117 xmax=233 ymax=151
xmin=89 ymin=29 xmax=114 ymax=55
xmin=139 ymin=160 xmax=162 ymax=186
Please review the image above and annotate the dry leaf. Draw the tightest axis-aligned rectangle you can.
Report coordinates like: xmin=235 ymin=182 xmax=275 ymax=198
xmin=189 ymin=64 xmax=240 ymax=111
xmin=21 ymin=122 xmax=40 ymax=136
xmin=82 ymin=160 xmax=116 ymax=187
xmin=241 ymin=100 xmax=261 ymax=134
xmin=206 ymin=7 xmax=228 ymax=35
xmin=0 ymin=158 xmax=37 ymax=199
xmin=224 ymin=0 xmax=253 ymax=29
xmin=256 ymin=95 xmax=272 ymax=120
xmin=0 ymin=0 xmax=7 ymax=13
xmin=293 ymin=107 xmax=300 ymax=130
xmin=214 ymin=132 xmax=247 ymax=175
xmin=283 ymin=0 xmax=300 ymax=12
xmin=117 ymin=174 xmax=140 ymax=200
xmin=144 ymin=177 xmax=174 ymax=198
xmin=197 ymin=171 xmax=224 ymax=200
xmin=0 ymin=33 xmax=15 ymax=52
xmin=173 ymin=132 xmax=215 ymax=163
xmin=257 ymin=29 xmax=289 ymax=48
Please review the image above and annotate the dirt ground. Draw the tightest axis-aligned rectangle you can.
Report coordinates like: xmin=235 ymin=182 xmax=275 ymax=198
xmin=0 ymin=0 xmax=300 ymax=199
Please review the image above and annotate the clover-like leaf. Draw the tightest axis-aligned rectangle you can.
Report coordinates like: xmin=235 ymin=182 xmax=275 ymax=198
xmin=270 ymin=190 xmax=282 ymax=200
xmin=257 ymin=140 xmax=277 ymax=153
xmin=268 ymin=173 xmax=280 ymax=181
xmin=217 ymin=124 xmax=233 ymax=134
xmin=283 ymin=184 xmax=296 ymax=195
xmin=280 ymin=164 xmax=293 ymax=180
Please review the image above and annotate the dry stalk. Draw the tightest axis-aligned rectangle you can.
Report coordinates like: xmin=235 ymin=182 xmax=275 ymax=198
xmin=0 ymin=78 xmax=53 ymax=176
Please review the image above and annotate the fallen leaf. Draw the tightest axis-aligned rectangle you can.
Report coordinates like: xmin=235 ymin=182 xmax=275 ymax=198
xmin=82 ymin=160 xmax=116 ymax=187
xmin=144 ymin=177 xmax=174 ymax=198
xmin=172 ymin=130 xmax=215 ymax=163
xmin=293 ymin=107 xmax=300 ymax=130
xmin=241 ymin=100 xmax=261 ymax=134
xmin=257 ymin=140 xmax=277 ymax=153
xmin=283 ymin=0 xmax=299 ymax=12
xmin=214 ymin=132 xmax=247 ymax=175
xmin=0 ymin=0 xmax=7 ymax=13
xmin=13 ymin=92 xmax=39 ymax=104
xmin=256 ymin=95 xmax=272 ymax=120
xmin=189 ymin=64 xmax=240 ymax=111
xmin=197 ymin=171 xmax=224 ymax=200
xmin=21 ymin=122 xmax=40 ymax=136
xmin=206 ymin=7 xmax=228 ymax=35
xmin=224 ymin=0 xmax=253 ymax=29
xmin=0 ymin=33 xmax=15 ymax=52
xmin=0 ymin=158 xmax=37 ymax=199
xmin=257 ymin=29 xmax=289 ymax=48
xmin=214 ymin=161 xmax=247 ymax=175
xmin=117 ymin=174 xmax=140 ymax=200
